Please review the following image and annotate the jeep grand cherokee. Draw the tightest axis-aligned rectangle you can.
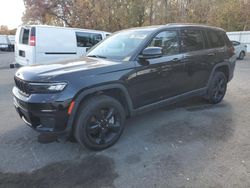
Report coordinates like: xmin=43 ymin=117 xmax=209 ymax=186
xmin=13 ymin=24 xmax=236 ymax=150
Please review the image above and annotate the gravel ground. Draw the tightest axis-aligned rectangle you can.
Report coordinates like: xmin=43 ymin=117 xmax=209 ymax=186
xmin=0 ymin=52 xmax=250 ymax=188
xmin=0 ymin=51 xmax=14 ymax=69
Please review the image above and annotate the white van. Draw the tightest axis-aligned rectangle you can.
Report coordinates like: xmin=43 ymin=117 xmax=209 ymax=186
xmin=8 ymin=35 xmax=15 ymax=45
xmin=14 ymin=25 xmax=110 ymax=66
xmin=7 ymin=35 xmax=15 ymax=51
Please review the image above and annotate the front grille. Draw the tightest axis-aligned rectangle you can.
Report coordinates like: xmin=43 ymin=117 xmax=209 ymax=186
xmin=14 ymin=77 xmax=31 ymax=95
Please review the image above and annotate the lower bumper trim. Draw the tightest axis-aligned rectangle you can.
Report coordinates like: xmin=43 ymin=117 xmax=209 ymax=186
xmin=36 ymin=125 xmax=54 ymax=132
xmin=21 ymin=116 xmax=32 ymax=126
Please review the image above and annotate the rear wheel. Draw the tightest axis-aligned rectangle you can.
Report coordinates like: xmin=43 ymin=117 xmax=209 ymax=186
xmin=239 ymin=51 xmax=245 ymax=60
xmin=74 ymin=95 xmax=125 ymax=150
xmin=206 ymin=71 xmax=227 ymax=104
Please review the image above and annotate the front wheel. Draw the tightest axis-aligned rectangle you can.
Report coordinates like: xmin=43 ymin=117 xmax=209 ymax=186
xmin=239 ymin=51 xmax=245 ymax=60
xmin=206 ymin=71 xmax=227 ymax=104
xmin=74 ymin=95 xmax=126 ymax=150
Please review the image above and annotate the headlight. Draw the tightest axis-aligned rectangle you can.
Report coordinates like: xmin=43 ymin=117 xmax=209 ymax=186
xmin=30 ymin=82 xmax=67 ymax=93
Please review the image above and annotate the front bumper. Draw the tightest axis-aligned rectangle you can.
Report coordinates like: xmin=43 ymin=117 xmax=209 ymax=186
xmin=13 ymin=87 xmax=72 ymax=137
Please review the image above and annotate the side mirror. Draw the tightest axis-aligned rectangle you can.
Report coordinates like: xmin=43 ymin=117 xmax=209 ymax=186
xmin=139 ymin=47 xmax=163 ymax=60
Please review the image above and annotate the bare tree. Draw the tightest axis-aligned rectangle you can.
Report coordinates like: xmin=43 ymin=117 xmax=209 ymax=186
xmin=22 ymin=0 xmax=250 ymax=32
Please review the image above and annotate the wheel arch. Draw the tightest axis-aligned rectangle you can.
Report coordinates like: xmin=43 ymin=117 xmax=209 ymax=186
xmin=241 ymin=50 xmax=246 ymax=55
xmin=215 ymin=65 xmax=229 ymax=81
xmin=65 ymin=83 xmax=134 ymax=135
xmin=207 ymin=63 xmax=230 ymax=87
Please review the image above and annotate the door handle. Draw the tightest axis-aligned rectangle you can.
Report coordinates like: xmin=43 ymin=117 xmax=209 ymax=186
xmin=171 ymin=58 xmax=181 ymax=62
xmin=208 ymin=52 xmax=215 ymax=56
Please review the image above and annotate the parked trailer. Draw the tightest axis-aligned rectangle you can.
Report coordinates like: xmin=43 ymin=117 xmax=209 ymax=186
xmin=13 ymin=25 xmax=110 ymax=66
xmin=227 ymin=31 xmax=250 ymax=52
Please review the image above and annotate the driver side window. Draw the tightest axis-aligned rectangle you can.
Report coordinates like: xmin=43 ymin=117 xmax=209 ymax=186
xmin=149 ymin=30 xmax=179 ymax=56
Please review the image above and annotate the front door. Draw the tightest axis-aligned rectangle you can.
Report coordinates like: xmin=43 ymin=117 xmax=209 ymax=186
xmin=132 ymin=30 xmax=186 ymax=108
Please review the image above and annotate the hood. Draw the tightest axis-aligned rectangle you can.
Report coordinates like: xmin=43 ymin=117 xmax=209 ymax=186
xmin=15 ymin=57 xmax=128 ymax=82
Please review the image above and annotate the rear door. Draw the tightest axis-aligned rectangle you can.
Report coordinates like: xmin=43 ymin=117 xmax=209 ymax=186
xmin=15 ymin=26 xmax=35 ymax=66
xmin=36 ymin=27 xmax=77 ymax=64
xmin=179 ymin=28 xmax=212 ymax=91
xmin=75 ymin=32 xmax=103 ymax=56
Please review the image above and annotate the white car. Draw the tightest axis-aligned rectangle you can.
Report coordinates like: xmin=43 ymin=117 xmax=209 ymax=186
xmin=231 ymin=41 xmax=247 ymax=60
xmin=14 ymin=25 xmax=110 ymax=66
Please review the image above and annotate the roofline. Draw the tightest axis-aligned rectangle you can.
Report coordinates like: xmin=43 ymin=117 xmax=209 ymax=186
xmin=166 ymin=23 xmax=225 ymax=30
xmin=119 ymin=23 xmax=226 ymax=32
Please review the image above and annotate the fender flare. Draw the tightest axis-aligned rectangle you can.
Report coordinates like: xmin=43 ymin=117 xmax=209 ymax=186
xmin=65 ymin=83 xmax=134 ymax=134
xmin=206 ymin=62 xmax=231 ymax=88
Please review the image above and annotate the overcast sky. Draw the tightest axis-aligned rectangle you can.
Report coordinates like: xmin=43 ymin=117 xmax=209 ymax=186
xmin=0 ymin=0 xmax=25 ymax=29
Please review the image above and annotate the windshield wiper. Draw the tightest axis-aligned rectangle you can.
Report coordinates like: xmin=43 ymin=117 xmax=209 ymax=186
xmin=87 ymin=55 xmax=107 ymax=59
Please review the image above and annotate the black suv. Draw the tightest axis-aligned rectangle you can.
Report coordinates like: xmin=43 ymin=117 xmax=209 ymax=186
xmin=13 ymin=24 xmax=236 ymax=150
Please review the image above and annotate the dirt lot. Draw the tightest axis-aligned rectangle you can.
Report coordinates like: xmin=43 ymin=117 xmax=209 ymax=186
xmin=0 ymin=52 xmax=250 ymax=188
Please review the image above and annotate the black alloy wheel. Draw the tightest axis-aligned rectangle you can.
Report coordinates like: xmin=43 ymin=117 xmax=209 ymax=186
xmin=207 ymin=71 xmax=227 ymax=104
xmin=74 ymin=95 xmax=125 ymax=150
xmin=86 ymin=106 xmax=122 ymax=145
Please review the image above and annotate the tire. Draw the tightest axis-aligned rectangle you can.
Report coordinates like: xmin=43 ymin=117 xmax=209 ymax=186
xmin=74 ymin=95 xmax=126 ymax=150
xmin=206 ymin=71 xmax=227 ymax=104
xmin=239 ymin=51 xmax=245 ymax=60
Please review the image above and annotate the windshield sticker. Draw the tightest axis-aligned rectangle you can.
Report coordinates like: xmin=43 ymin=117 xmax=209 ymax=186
xmin=129 ymin=34 xmax=147 ymax=39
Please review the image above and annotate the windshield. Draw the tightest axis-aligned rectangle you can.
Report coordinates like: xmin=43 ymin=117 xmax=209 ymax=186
xmin=87 ymin=29 xmax=153 ymax=61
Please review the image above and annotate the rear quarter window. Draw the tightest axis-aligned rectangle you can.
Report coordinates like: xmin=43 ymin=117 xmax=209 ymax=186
xmin=223 ymin=34 xmax=233 ymax=47
xmin=76 ymin=32 xmax=102 ymax=47
xmin=207 ymin=30 xmax=225 ymax=48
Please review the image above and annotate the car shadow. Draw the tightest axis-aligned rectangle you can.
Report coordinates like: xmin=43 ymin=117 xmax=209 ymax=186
xmin=123 ymin=97 xmax=234 ymax=145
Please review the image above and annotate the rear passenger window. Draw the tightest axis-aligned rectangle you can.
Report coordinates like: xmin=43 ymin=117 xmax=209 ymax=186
xmin=76 ymin=32 xmax=102 ymax=47
xmin=180 ymin=29 xmax=204 ymax=52
xmin=207 ymin=30 xmax=225 ymax=48
xmin=19 ymin=28 xmax=30 ymax=45
xmin=149 ymin=30 xmax=179 ymax=56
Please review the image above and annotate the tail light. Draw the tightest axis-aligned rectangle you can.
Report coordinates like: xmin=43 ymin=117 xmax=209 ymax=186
xmin=29 ymin=27 xmax=36 ymax=46
xmin=29 ymin=36 xmax=35 ymax=46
